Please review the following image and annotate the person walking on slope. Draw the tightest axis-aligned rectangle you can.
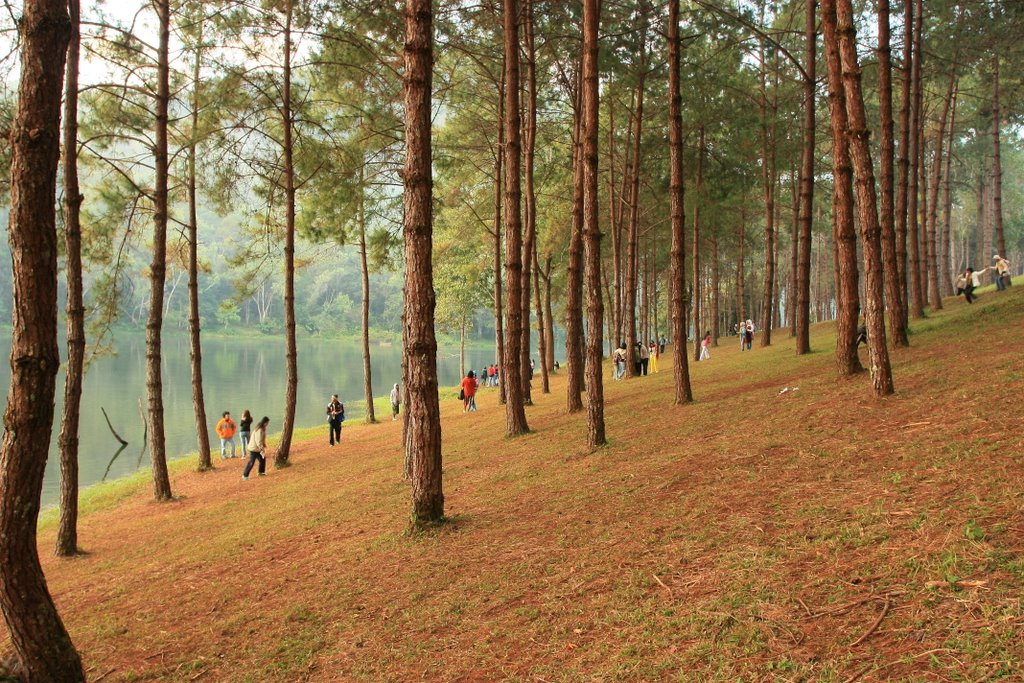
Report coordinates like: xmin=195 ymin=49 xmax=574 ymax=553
xmin=993 ymin=255 xmax=1012 ymax=291
xmin=243 ymin=416 xmax=270 ymax=480
xmin=960 ymin=266 xmax=992 ymax=304
xmin=326 ymin=394 xmax=345 ymax=445
xmin=461 ymin=371 xmax=478 ymax=412
xmin=699 ymin=331 xmax=712 ymax=361
xmin=612 ymin=342 xmax=627 ymax=381
xmin=238 ymin=409 xmax=253 ymax=453
xmin=216 ymin=411 xmax=237 ymax=459
xmin=390 ymin=383 xmax=401 ymax=421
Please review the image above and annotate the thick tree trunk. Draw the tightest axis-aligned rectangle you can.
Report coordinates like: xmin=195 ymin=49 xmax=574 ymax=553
xmin=877 ymin=0 xmax=909 ymax=346
xmin=57 ymin=0 xmax=83 ymax=557
xmin=692 ymin=126 xmax=704 ymax=361
xmin=668 ymin=0 xmax=693 ymax=404
xmin=276 ymin=0 xmax=298 ymax=467
xmin=832 ymin=0 xmax=895 ymax=395
xmin=403 ymin=0 xmax=443 ymax=523
xmin=581 ymin=0 xmax=606 ymax=445
xmin=894 ymin=0 xmax=912 ymax=331
xmin=146 ymin=0 xmax=173 ymax=499
xmin=624 ymin=59 xmax=646 ymax=377
xmin=0 ymin=0 xmax=84 ymax=677
xmin=187 ymin=25 xmax=212 ymax=473
xmin=906 ymin=0 xmax=926 ymax=320
xmin=795 ymin=0 xmax=815 ymax=355
xmin=822 ymin=0 xmax=862 ymax=376
xmin=992 ymin=56 xmax=1006 ymax=261
xmin=493 ymin=65 xmax=507 ymax=405
xmin=502 ymin=0 xmax=529 ymax=435
xmin=520 ymin=0 xmax=537 ymax=405
xmin=926 ymin=64 xmax=956 ymax=310
xmin=941 ymin=83 xmax=958 ymax=295
xmin=565 ymin=76 xmax=585 ymax=413
xmin=358 ymin=180 xmax=376 ymax=423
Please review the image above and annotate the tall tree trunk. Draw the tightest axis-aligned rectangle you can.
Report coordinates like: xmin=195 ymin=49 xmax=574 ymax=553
xmin=668 ymin=0 xmax=693 ymax=403
xmin=0 ymin=0 xmax=84 ymax=677
xmin=894 ymin=0 xmax=913 ymax=331
xmin=275 ymin=0 xmax=298 ymax=467
xmin=624 ymin=54 xmax=646 ymax=377
xmin=543 ymin=256 xmax=555 ymax=370
xmin=788 ymin=168 xmax=798 ymax=335
xmin=187 ymin=22 xmax=212 ymax=473
xmin=608 ymin=100 xmax=622 ymax=349
xmin=831 ymin=0 xmax=895 ymax=395
xmin=581 ymin=0 xmax=606 ymax=445
xmin=758 ymin=29 xmax=778 ymax=347
xmin=403 ymin=0 xmax=443 ymax=523
xmin=520 ymin=0 xmax=537 ymax=405
xmin=877 ymin=0 xmax=909 ymax=346
xmin=991 ymin=55 xmax=1006 ymax=261
xmin=906 ymin=0 xmax=926 ymax=320
xmin=711 ymin=233 xmax=720 ymax=346
xmin=533 ymin=245 xmax=550 ymax=393
xmin=795 ymin=0 xmax=816 ymax=355
xmin=493 ymin=65 xmax=507 ymax=405
xmin=822 ymin=0 xmax=862 ymax=376
xmin=503 ymin=0 xmax=529 ymax=435
xmin=146 ymin=0 xmax=173 ymax=499
xmin=941 ymin=83 xmax=958 ymax=295
xmin=737 ymin=209 xmax=746 ymax=327
xmin=926 ymin=63 xmax=956 ymax=310
xmin=692 ymin=126 xmax=704 ymax=361
xmin=358 ymin=177 xmax=376 ymax=423
xmin=57 ymin=0 xmax=84 ymax=557
xmin=565 ymin=71 xmax=585 ymax=413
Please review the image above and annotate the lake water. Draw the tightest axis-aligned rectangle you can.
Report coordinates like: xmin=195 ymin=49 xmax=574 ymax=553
xmin=0 ymin=333 xmax=500 ymax=508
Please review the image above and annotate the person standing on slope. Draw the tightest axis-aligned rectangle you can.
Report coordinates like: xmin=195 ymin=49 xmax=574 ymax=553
xmin=216 ymin=411 xmax=237 ymax=459
xmin=326 ymin=394 xmax=345 ymax=445
xmin=243 ymin=416 xmax=270 ymax=480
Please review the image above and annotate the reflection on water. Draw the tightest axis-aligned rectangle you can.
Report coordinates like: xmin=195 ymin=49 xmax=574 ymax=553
xmin=0 ymin=333 xmax=499 ymax=508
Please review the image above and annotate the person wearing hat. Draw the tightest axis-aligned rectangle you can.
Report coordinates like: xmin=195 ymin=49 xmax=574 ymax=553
xmin=993 ymin=254 xmax=1011 ymax=291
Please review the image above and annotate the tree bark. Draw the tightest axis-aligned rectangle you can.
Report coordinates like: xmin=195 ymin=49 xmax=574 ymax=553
xmin=941 ymin=83 xmax=958 ymax=295
xmin=991 ymin=55 xmax=1006 ymax=261
xmin=146 ymin=0 xmax=173 ymax=499
xmin=358 ymin=176 xmax=376 ymax=423
xmin=533 ymin=245 xmax=550 ymax=393
xmin=275 ymin=0 xmax=298 ymax=468
xmin=894 ymin=0 xmax=912 ymax=331
xmin=520 ymin=0 xmax=537 ymax=405
xmin=795 ymin=0 xmax=816 ymax=355
xmin=581 ymin=0 xmax=606 ymax=445
xmin=57 ymin=0 xmax=84 ymax=557
xmin=758 ymin=29 xmax=778 ymax=348
xmin=692 ymin=126 xmax=704 ymax=361
xmin=0 ymin=0 xmax=84 ymax=677
xmin=788 ymin=167 xmax=798 ymax=335
xmin=187 ymin=20 xmax=212 ymax=473
xmin=565 ymin=70 xmax=585 ymax=413
xmin=877 ymin=0 xmax=909 ymax=346
xmin=737 ymin=209 xmax=746 ymax=327
xmin=493 ymin=63 xmax=507 ymax=405
xmin=542 ymin=255 xmax=555 ymax=370
xmin=403 ymin=0 xmax=443 ymax=523
xmin=832 ymin=0 xmax=895 ymax=395
xmin=503 ymin=0 xmax=529 ymax=435
xmin=668 ymin=0 xmax=693 ymax=403
xmin=926 ymin=63 xmax=956 ymax=310
xmin=822 ymin=0 xmax=862 ymax=376
xmin=711 ymin=233 xmax=720 ymax=346
xmin=624 ymin=54 xmax=646 ymax=377
xmin=906 ymin=0 xmax=926 ymax=320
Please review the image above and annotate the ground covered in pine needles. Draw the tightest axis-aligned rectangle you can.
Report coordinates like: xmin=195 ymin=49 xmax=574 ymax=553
xmin=9 ymin=285 xmax=1024 ymax=682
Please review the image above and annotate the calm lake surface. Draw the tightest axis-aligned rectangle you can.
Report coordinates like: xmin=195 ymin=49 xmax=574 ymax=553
xmin=0 ymin=333 xmax=499 ymax=509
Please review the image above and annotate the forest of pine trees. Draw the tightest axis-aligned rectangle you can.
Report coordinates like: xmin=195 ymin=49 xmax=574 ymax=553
xmin=0 ymin=0 xmax=1021 ymax=678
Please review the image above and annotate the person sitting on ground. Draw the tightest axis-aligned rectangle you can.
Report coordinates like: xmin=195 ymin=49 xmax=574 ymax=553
xmin=215 ymin=411 xmax=237 ymax=459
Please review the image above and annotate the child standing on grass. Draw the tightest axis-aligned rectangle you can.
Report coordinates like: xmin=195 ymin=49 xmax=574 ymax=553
xmin=243 ymin=416 xmax=270 ymax=480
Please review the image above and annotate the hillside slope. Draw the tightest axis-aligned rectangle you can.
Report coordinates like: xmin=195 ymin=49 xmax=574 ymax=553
xmin=8 ymin=287 xmax=1024 ymax=682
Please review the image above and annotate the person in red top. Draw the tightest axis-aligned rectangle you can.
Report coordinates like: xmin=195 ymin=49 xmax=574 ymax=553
xmin=461 ymin=371 xmax=479 ymax=413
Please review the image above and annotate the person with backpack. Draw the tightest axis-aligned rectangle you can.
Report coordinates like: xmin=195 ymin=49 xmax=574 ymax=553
xmin=215 ymin=411 xmax=237 ymax=459
xmin=242 ymin=416 xmax=270 ymax=480
xmin=326 ymin=394 xmax=345 ymax=445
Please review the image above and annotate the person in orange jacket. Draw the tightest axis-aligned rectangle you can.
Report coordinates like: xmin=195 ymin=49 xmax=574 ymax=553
xmin=216 ymin=411 xmax=237 ymax=459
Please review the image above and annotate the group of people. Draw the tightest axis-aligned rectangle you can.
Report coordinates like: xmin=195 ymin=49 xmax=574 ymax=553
xmin=612 ymin=339 xmax=664 ymax=380
xmin=214 ymin=410 xmax=271 ymax=480
xmin=957 ymin=255 xmax=1012 ymax=304
xmin=736 ymin=320 xmax=755 ymax=351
